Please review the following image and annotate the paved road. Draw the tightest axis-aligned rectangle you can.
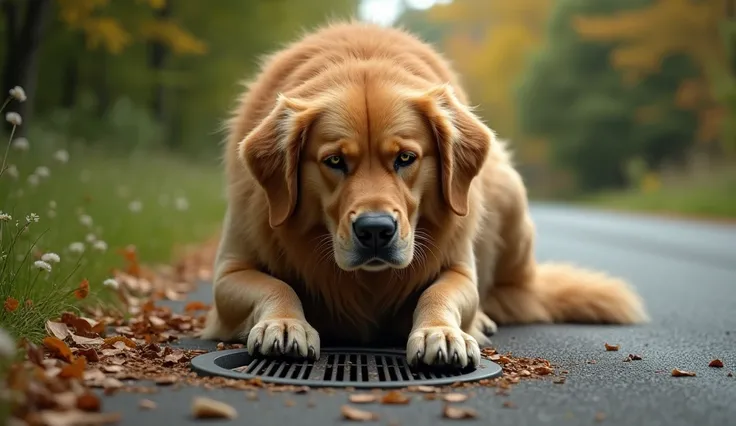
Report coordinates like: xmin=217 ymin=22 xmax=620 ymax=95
xmin=99 ymin=203 xmax=736 ymax=426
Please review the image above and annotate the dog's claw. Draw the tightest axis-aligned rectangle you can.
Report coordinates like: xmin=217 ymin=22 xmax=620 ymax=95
xmin=272 ymin=338 xmax=281 ymax=354
xmin=452 ymin=352 xmax=460 ymax=365
xmin=291 ymin=340 xmax=299 ymax=355
xmin=437 ymin=349 xmax=445 ymax=365
xmin=253 ymin=341 xmax=261 ymax=355
xmin=308 ymin=346 xmax=316 ymax=360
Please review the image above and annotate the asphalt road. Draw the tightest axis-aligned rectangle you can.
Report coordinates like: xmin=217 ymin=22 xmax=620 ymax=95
xmin=98 ymin=203 xmax=736 ymax=426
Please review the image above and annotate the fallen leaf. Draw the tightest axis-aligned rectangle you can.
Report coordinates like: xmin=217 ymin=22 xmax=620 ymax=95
xmin=70 ymin=333 xmax=104 ymax=346
xmin=104 ymin=336 xmax=136 ymax=348
xmin=84 ymin=369 xmax=106 ymax=382
xmin=38 ymin=410 xmax=121 ymax=426
xmin=102 ymin=365 xmax=124 ymax=373
xmin=381 ymin=390 xmax=410 ymax=405
xmin=76 ymin=392 xmax=101 ymax=412
xmin=43 ymin=336 xmax=74 ymax=362
xmin=443 ymin=393 xmax=468 ymax=403
xmin=163 ymin=351 xmax=185 ymax=366
xmin=155 ymin=375 xmax=178 ymax=385
xmin=148 ymin=316 xmax=166 ymax=327
xmin=59 ymin=357 xmax=86 ymax=380
xmin=604 ymin=343 xmax=620 ymax=352
xmin=502 ymin=401 xmax=516 ymax=409
xmin=535 ymin=366 xmax=554 ymax=375
xmin=553 ymin=377 xmax=567 ymax=384
xmin=140 ymin=399 xmax=157 ymax=410
xmin=191 ymin=397 xmax=237 ymax=419
xmin=46 ymin=321 xmax=71 ymax=339
xmin=184 ymin=301 xmax=209 ymax=312
xmin=77 ymin=348 xmax=100 ymax=362
xmin=442 ymin=404 xmax=477 ymax=419
xmin=349 ymin=394 xmax=378 ymax=404
xmin=413 ymin=385 xmax=437 ymax=393
xmin=341 ymin=405 xmax=379 ymax=421
xmin=672 ymin=368 xmax=696 ymax=377
xmin=627 ymin=354 xmax=642 ymax=361
xmin=103 ymin=377 xmax=124 ymax=389
xmin=709 ymin=359 xmax=724 ymax=368
xmin=4 ymin=296 xmax=19 ymax=312
xmin=595 ymin=412 xmax=606 ymax=422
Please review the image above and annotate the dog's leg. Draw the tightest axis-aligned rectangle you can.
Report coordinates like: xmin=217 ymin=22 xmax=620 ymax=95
xmin=201 ymin=221 xmax=320 ymax=360
xmin=406 ymin=241 xmax=481 ymax=368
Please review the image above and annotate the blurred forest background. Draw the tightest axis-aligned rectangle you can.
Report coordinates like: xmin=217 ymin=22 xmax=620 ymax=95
xmin=1 ymin=0 xmax=735 ymax=216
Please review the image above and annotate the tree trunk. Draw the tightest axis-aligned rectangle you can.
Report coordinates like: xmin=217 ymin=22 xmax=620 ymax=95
xmin=147 ymin=1 xmax=174 ymax=147
xmin=2 ymin=0 xmax=53 ymax=135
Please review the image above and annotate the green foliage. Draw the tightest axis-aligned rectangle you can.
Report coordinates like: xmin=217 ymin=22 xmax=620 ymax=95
xmin=516 ymin=0 xmax=699 ymax=191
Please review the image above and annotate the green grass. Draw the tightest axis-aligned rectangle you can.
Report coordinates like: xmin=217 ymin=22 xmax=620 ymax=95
xmin=0 ymin=137 xmax=226 ymax=343
xmin=582 ymin=167 xmax=736 ymax=220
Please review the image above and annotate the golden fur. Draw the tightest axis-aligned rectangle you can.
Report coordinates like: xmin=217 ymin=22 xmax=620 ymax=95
xmin=202 ymin=21 xmax=648 ymax=367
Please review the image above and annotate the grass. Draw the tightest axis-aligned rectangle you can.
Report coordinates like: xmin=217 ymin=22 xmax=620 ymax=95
xmin=0 ymin=128 xmax=226 ymax=343
xmin=582 ymin=166 xmax=736 ymax=220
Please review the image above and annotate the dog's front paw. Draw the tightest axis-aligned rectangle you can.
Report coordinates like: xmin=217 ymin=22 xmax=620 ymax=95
xmin=406 ymin=326 xmax=480 ymax=369
xmin=246 ymin=318 xmax=320 ymax=360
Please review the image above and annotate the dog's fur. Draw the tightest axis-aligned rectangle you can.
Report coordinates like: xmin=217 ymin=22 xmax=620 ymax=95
xmin=202 ymin=21 xmax=648 ymax=367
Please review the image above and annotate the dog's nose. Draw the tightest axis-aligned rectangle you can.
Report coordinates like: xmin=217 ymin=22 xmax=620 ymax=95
xmin=353 ymin=213 xmax=397 ymax=250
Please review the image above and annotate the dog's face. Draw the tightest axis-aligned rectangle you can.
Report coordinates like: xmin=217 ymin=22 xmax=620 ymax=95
xmin=240 ymin=79 xmax=492 ymax=272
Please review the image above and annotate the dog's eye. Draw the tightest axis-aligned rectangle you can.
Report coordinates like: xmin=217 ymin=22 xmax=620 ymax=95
xmin=394 ymin=152 xmax=417 ymax=170
xmin=323 ymin=155 xmax=347 ymax=171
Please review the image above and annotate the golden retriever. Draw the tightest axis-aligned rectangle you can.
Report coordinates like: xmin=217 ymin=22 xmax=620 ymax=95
xmin=202 ymin=21 xmax=648 ymax=368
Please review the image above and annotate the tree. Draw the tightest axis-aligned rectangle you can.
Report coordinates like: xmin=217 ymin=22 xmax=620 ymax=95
xmin=516 ymin=0 xmax=699 ymax=191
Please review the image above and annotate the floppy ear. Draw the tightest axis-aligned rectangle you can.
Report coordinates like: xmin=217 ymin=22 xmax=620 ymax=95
xmin=239 ymin=94 xmax=319 ymax=228
xmin=413 ymin=84 xmax=493 ymax=216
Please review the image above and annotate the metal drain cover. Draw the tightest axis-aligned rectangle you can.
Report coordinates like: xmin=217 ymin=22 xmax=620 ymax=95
xmin=191 ymin=347 xmax=502 ymax=389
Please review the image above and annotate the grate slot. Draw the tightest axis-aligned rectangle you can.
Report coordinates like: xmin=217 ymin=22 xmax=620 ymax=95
xmin=193 ymin=347 xmax=502 ymax=389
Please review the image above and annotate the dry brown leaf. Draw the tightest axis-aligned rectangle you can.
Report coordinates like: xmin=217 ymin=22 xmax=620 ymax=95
xmin=349 ymin=394 xmax=378 ymax=404
xmin=381 ymin=390 xmax=410 ymax=405
xmin=191 ymin=397 xmax=237 ymax=419
xmin=149 ymin=316 xmax=166 ymax=327
xmin=535 ymin=366 xmax=554 ymax=375
xmin=46 ymin=321 xmax=71 ymax=339
xmin=70 ymin=333 xmax=104 ymax=346
xmin=163 ymin=351 xmax=185 ymax=365
xmin=413 ymin=385 xmax=437 ymax=393
xmin=184 ymin=301 xmax=209 ymax=312
xmin=76 ymin=392 xmax=101 ymax=412
xmin=104 ymin=336 xmax=136 ymax=348
xmin=502 ymin=401 xmax=517 ymax=409
xmin=102 ymin=365 xmax=124 ymax=373
xmin=4 ymin=296 xmax=19 ymax=312
xmin=442 ymin=404 xmax=477 ymax=419
xmin=443 ymin=393 xmax=468 ymax=403
xmin=103 ymin=377 xmax=124 ymax=389
xmin=672 ymin=368 xmax=696 ymax=377
xmin=37 ymin=410 xmax=121 ymax=426
xmin=77 ymin=348 xmax=100 ymax=362
xmin=155 ymin=375 xmax=178 ymax=385
xmin=604 ymin=343 xmax=620 ymax=352
xmin=709 ymin=359 xmax=724 ymax=368
xmin=59 ymin=357 xmax=87 ymax=380
xmin=74 ymin=279 xmax=90 ymax=299
xmin=84 ymin=369 xmax=106 ymax=382
xmin=341 ymin=405 xmax=379 ymax=421
xmin=139 ymin=399 xmax=157 ymax=410
xmin=595 ymin=412 xmax=606 ymax=422
xmin=43 ymin=336 xmax=74 ymax=362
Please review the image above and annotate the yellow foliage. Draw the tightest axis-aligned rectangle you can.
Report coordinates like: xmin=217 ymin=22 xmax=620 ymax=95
xmin=140 ymin=20 xmax=207 ymax=55
xmin=640 ymin=172 xmax=661 ymax=194
xmin=82 ymin=17 xmax=132 ymax=54
xmin=56 ymin=0 xmax=110 ymax=28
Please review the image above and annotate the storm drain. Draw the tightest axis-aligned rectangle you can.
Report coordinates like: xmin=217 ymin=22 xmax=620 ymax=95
xmin=190 ymin=347 xmax=503 ymax=389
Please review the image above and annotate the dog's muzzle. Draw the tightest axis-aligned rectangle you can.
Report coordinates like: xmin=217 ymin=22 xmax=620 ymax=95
xmin=351 ymin=212 xmax=400 ymax=268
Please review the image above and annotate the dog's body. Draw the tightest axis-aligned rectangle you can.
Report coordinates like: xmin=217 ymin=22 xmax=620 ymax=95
xmin=202 ymin=21 xmax=648 ymax=367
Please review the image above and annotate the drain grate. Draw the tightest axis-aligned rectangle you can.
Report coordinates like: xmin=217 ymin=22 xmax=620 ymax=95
xmin=190 ymin=347 xmax=502 ymax=389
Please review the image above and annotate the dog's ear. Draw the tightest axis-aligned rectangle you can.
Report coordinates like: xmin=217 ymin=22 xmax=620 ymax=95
xmin=413 ymin=84 xmax=493 ymax=216
xmin=239 ymin=94 xmax=319 ymax=228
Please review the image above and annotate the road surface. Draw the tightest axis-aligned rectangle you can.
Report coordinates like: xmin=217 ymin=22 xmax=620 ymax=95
xmin=99 ymin=203 xmax=736 ymax=425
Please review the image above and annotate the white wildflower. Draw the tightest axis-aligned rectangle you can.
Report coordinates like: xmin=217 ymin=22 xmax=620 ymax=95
xmin=41 ymin=252 xmax=61 ymax=263
xmin=79 ymin=214 xmax=93 ymax=227
xmin=85 ymin=233 xmax=96 ymax=243
xmin=0 ymin=327 xmax=15 ymax=358
xmin=93 ymin=240 xmax=108 ymax=252
xmin=0 ymin=212 xmax=10 ymax=221
xmin=175 ymin=196 xmax=189 ymax=211
xmin=9 ymin=86 xmax=26 ymax=102
xmin=25 ymin=213 xmax=39 ymax=223
xmin=49 ymin=200 xmax=56 ymax=209
xmin=68 ymin=242 xmax=85 ymax=254
xmin=103 ymin=278 xmax=119 ymax=290
xmin=53 ymin=149 xmax=69 ymax=164
xmin=34 ymin=166 xmax=50 ymax=178
xmin=27 ymin=174 xmax=39 ymax=186
xmin=5 ymin=164 xmax=18 ymax=179
xmin=11 ymin=137 xmax=29 ymax=151
xmin=128 ymin=200 xmax=142 ymax=213
xmin=5 ymin=112 xmax=21 ymax=126
xmin=33 ymin=260 xmax=52 ymax=272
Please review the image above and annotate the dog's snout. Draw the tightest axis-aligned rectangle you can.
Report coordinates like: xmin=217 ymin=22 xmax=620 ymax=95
xmin=352 ymin=213 xmax=397 ymax=250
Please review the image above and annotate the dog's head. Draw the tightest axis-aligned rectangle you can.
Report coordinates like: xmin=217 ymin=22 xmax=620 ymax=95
xmin=239 ymin=80 xmax=492 ymax=272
